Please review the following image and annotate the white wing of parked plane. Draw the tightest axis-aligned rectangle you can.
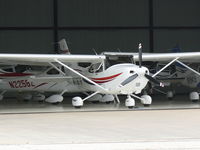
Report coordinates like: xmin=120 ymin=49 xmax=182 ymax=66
xmin=103 ymin=52 xmax=200 ymax=62
xmin=0 ymin=54 xmax=106 ymax=65
xmin=0 ymin=52 xmax=199 ymax=66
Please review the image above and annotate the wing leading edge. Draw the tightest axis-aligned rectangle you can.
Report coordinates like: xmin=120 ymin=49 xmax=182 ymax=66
xmin=103 ymin=52 xmax=200 ymax=62
xmin=0 ymin=54 xmax=106 ymax=65
xmin=0 ymin=52 xmax=199 ymax=65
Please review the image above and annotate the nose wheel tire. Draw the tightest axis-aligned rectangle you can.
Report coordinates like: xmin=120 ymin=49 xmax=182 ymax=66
xmin=125 ymin=96 xmax=135 ymax=108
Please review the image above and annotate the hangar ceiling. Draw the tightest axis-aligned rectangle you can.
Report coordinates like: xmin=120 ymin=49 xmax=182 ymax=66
xmin=0 ymin=0 xmax=200 ymax=54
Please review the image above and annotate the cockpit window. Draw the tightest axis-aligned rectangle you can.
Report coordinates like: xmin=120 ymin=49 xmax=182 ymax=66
xmin=88 ymin=63 xmax=103 ymax=73
xmin=105 ymin=56 xmax=133 ymax=68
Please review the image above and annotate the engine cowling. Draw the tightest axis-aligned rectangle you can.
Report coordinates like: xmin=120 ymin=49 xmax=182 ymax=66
xmin=45 ymin=95 xmax=63 ymax=103
xmin=72 ymin=96 xmax=83 ymax=108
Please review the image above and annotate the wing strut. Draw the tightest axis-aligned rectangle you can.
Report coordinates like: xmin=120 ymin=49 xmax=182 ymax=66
xmin=83 ymin=91 xmax=99 ymax=101
xmin=175 ymin=60 xmax=200 ymax=76
xmin=49 ymin=62 xmax=65 ymax=76
xmin=54 ymin=59 xmax=108 ymax=93
xmin=152 ymin=57 xmax=179 ymax=77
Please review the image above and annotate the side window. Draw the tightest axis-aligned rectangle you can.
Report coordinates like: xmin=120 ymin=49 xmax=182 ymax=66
xmin=61 ymin=66 xmax=65 ymax=73
xmin=3 ymin=68 xmax=14 ymax=72
xmin=47 ymin=68 xmax=59 ymax=75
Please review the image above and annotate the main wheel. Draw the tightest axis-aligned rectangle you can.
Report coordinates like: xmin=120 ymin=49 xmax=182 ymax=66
xmin=167 ymin=91 xmax=174 ymax=100
xmin=189 ymin=92 xmax=199 ymax=102
xmin=143 ymin=104 xmax=150 ymax=107
xmin=141 ymin=95 xmax=152 ymax=106
xmin=91 ymin=101 xmax=99 ymax=104
xmin=52 ymin=102 xmax=60 ymax=105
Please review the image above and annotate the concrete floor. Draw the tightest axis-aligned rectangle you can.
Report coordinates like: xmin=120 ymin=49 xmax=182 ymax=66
xmin=1 ymin=109 xmax=200 ymax=149
xmin=0 ymin=94 xmax=200 ymax=114
xmin=0 ymin=94 xmax=200 ymax=149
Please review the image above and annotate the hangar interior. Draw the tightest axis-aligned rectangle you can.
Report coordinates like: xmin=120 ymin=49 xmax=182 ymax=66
xmin=0 ymin=0 xmax=199 ymax=111
xmin=0 ymin=0 xmax=200 ymax=54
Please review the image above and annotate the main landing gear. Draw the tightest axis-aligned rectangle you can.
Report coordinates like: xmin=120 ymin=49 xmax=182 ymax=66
xmin=167 ymin=91 xmax=174 ymax=100
xmin=125 ymin=94 xmax=152 ymax=109
xmin=189 ymin=92 xmax=199 ymax=102
xmin=72 ymin=93 xmax=116 ymax=108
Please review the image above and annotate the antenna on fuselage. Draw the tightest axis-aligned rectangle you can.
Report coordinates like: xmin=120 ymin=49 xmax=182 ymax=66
xmin=138 ymin=43 xmax=142 ymax=68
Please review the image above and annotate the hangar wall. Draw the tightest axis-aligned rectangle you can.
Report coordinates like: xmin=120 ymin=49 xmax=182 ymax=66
xmin=0 ymin=0 xmax=199 ymax=54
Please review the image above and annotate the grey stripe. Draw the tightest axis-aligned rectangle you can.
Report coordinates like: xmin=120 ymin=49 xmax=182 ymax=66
xmin=121 ymin=74 xmax=138 ymax=86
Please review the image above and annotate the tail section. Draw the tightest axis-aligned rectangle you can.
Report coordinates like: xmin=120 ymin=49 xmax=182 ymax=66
xmin=171 ymin=44 xmax=187 ymax=75
xmin=171 ymin=44 xmax=181 ymax=53
xmin=58 ymin=39 xmax=70 ymax=54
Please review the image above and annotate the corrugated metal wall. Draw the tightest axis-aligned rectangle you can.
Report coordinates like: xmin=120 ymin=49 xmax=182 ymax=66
xmin=0 ymin=0 xmax=199 ymax=54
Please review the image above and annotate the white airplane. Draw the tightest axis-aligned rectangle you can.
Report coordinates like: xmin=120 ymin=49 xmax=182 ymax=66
xmin=0 ymin=40 xmax=199 ymax=108
xmin=151 ymin=60 xmax=200 ymax=102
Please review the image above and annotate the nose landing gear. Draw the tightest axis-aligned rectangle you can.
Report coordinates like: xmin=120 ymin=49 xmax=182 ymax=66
xmin=125 ymin=95 xmax=135 ymax=109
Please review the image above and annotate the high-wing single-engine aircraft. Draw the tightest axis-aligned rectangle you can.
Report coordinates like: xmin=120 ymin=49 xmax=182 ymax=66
xmin=149 ymin=58 xmax=200 ymax=102
xmin=0 ymin=40 xmax=200 ymax=108
xmin=103 ymin=50 xmax=200 ymax=104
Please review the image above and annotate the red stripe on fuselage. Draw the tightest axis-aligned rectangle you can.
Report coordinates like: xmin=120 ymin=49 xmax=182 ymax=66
xmin=91 ymin=73 xmax=122 ymax=81
xmin=93 ymin=78 xmax=114 ymax=83
xmin=0 ymin=73 xmax=33 ymax=77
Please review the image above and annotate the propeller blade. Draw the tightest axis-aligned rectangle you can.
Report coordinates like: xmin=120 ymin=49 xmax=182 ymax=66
xmin=138 ymin=43 xmax=142 ymax=68
xmin=145 ymin=74 xmax=164 ymax=87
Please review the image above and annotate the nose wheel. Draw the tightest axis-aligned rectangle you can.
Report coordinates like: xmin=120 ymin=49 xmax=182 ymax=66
xmin=129 ymin=94 xmax=152 ymax=108
xmin=125 ymin=95 xmax=135 ymax=109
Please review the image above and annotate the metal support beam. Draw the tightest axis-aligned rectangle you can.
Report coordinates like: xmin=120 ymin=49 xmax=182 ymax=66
xmin=149 ymin=0 xmax=154 ymax=53
xmin=53 ymin=0 xmax=58 ymax=53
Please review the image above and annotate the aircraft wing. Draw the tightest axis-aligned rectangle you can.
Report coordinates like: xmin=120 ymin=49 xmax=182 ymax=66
xmin=103 ymin=52 xmax=200 ymax=62
xmin=0 ymin=54 xmax=105 ymax=65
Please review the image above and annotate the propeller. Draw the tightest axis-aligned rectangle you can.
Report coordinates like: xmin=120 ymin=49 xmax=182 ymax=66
xmin=138 ymin=43 xmax=142 ymax=68
xmin=145 ymin=74 xmax=164 ymax=87
xmin=138 ymin=43 xmax=164 ymax=87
